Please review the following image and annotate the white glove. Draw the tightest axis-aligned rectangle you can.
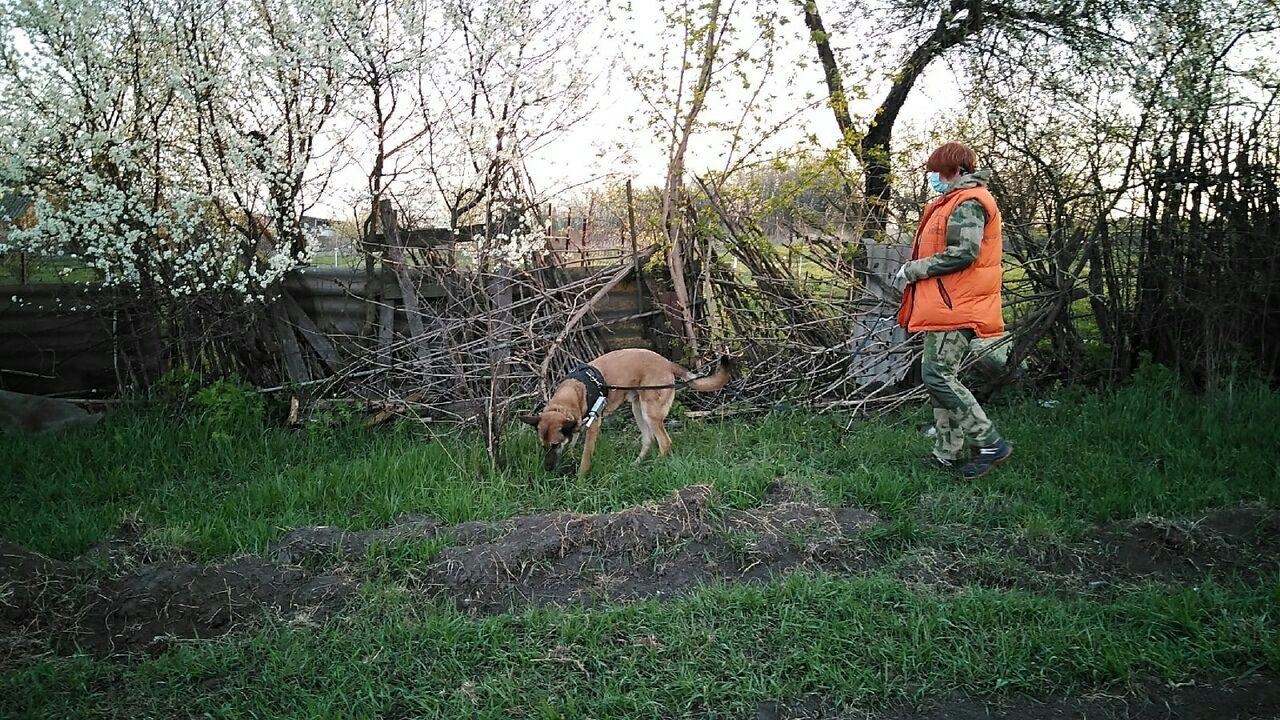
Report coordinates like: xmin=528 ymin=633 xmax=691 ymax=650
xmin=894 ymin=264 xmax=910 ymax=284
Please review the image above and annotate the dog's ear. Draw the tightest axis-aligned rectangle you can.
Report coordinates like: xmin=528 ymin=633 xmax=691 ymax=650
xmin=518 ymin=413 xmax=541 ymax=428
xmin=561 ymin=417 xmax=578 ymax=435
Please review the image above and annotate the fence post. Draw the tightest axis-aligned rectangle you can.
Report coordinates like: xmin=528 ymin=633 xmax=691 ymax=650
xmin=583 ymin=195 xmax=594 ymax=265
xmin=565 ymin=209 xmax=573 ymax=262
xmin=626 ymin=179 xmax=644 ymax=318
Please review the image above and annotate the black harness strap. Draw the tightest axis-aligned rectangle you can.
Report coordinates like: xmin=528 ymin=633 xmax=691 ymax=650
xmin=566 ymin=364 xmax=609 ymax=410
xmin=566 ymin=364 xmax=610 ymax=429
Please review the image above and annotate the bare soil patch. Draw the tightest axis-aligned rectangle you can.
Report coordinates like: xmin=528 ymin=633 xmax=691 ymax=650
xmin=270 ymin=513 xmax=442 ymax=565
xmin=4 ymin=485 xmax=1277 ymax=662
xmin=896 ymin=505 xmax=1280 ymax=596
xmin=1 ymin=524 xmax=353 ymax=662
xmin=1089 ymin=506 xmax=1280 ymax=581
xmin=755 ymin=672 xmax=1280 ymax=719
xmin=272 ymin=481 xmax=880 ymax=613
xmin=431 ymin=482 xmax=877 ymax=612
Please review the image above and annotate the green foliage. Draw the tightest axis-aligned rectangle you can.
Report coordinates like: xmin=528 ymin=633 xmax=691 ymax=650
xmin=305 ymin=402 xmax=367 ymax=443
xmin=191 ymin=377 xmax=264 ymax=434
xmin=151 ymin=365 xmax=203 ymax=406
xmin=666 ymin=398 xmax=689 ymax=421
xmin=1130 ymin=353 xmax=1182 ymax=396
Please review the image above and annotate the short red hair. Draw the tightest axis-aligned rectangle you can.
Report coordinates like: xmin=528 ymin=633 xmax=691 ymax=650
xmin=926 ymin=142 xmax=978 ymax=175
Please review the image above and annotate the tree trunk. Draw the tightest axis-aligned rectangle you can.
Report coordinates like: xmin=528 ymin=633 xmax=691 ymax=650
xmin=799 ymin=0 xmax=856 ymax=146
xmin=861 ymin=6 xmax=982 ymax=235
xmin=660 ymin=0 xmax=724 ymax=358
xmin=799 ymin=0 xmax=984 ymax=236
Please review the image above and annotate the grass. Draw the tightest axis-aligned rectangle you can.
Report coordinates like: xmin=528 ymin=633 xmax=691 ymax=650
xmin=3 ymin=367 xmax=1279 ymax=717
xmin=5 ymin=366 xmax=1278 ymax=560
xmin=0 ymin=256 xmax=101 ymax=285
xmin=7 ymin=577 xmax=1276 ymax=718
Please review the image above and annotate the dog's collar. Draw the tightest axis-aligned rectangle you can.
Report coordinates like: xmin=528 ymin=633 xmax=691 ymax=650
xmin=566 ymin=364 xmax=609 ymax=419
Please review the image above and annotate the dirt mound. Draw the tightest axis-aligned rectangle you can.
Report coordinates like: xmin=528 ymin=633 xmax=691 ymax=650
xmin=756 ymin=672 xmax=1280 ymax=719
xmin=270 ymin=513 xmax=442 ymax=565
xmin=421 ymin=483 xmax=878 ymax=613
xmin=1090 ymin=506 xmax=1280 ymax=581
xmin=2 ymin=485 xmax=877 ymax=659
xmin=893 ymin=505 xmax=1280 ymax=597
xmin=1 ymin=523 xmax=353 ymax=662
xmin=8 ymin=489 xmax=1274 ymax=663
xmin=70 ymin=557 xmax=352 ymax=657
xmin=0 ymin=541 xmax=80 ymax=636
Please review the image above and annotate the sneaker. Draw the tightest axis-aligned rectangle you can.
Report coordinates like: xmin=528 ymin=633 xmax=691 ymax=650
xmin=960 ymin=440 xmax=1013 ymax=479
xmin=924 ymin=454 xmax=962 ymax=473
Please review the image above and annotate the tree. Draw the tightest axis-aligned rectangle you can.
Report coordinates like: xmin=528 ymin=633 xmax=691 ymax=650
xmin=619 ymin=0 xmax=790 ymax=356
xmin=948 ymin=0 xmax=1280 ymax=385
xmin=0 ymin=0 xmax=352 ymax=300
xmin=798 ymin=0 xmax=1135 ymax=235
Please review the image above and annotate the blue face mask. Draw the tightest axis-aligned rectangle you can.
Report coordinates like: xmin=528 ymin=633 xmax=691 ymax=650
xmin=927 ymin=172 xmax=950 ymax=194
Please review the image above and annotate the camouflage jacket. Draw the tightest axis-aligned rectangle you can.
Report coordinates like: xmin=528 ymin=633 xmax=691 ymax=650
xmin=903 ymin=168 xmax=992 ymax=282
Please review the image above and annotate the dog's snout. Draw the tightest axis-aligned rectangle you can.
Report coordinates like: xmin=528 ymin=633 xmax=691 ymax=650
xmin=543 ymin=443 xmax=563 ymax=471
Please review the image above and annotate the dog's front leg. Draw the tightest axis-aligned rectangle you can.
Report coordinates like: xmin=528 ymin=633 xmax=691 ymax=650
xmin=578 ymin=422 xmax=603 ymax=476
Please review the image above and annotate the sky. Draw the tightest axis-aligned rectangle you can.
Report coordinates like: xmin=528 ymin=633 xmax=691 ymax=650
xmin=308 ymin=1 xmax=967 ymax=221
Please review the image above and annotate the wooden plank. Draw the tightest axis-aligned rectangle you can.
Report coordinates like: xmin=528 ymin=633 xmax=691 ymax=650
xmin=380 ymin=200 xmax=432 ymax=374
xmin=626 ymin=178 xmax=645 ymax=319
xmin=538 ymin=245 xmax=658 ymax=380
xmin=376 ymin=301 xmax=394 ymax=372
xmin=364 ymin=222 xmax=484 ymax=248
xmin=280 ymin=290 xmax=341 ymax=372
xmin=270 ymin=304 xmax=311 ymax=386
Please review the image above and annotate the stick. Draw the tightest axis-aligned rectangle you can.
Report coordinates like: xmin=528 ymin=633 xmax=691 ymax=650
xmin=537 ymin=246 xmax=658 ymax=380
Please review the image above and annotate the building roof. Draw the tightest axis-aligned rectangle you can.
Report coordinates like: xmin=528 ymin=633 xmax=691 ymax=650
xmin=1 ymin=193 xmax=32 ymax=223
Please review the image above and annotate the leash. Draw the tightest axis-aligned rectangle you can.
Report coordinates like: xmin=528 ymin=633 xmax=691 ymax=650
xmin=604 ymin=380 xmax=686 ymax=390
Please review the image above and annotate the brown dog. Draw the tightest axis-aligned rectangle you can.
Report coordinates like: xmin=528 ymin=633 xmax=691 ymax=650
xmin=521 ymin=348 xmax=735 ymax=475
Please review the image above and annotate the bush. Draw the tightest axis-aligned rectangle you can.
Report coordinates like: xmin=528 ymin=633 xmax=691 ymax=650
xmin=152 ymin=366 xmax=203 ymax=406
xmin=192 ymin=378 xmax=264 ymax=433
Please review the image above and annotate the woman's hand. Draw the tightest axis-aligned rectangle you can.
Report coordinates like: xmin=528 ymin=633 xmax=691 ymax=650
xmin=896 ymin=262 xmax=925 ymax=285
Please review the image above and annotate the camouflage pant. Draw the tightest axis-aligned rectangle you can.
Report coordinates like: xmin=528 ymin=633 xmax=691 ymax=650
xmin=921 ymin=329 xmax=1007 ymax=459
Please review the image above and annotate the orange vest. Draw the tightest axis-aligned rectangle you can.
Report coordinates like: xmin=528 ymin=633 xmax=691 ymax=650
xmin=896 ymin=187 xmax=1004 ymax=338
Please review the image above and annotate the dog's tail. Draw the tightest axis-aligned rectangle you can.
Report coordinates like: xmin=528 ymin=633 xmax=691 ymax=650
xmin=672 ymin=354 xmax=738 ymax=392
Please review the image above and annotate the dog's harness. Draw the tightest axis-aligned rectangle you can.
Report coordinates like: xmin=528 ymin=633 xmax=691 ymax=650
xmin=565 ymin=363 xmax=690 ymax=429
xmin=566 ymin=364 xmax=610 ymax=428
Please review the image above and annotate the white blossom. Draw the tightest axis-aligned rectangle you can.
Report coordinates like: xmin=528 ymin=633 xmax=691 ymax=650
xmin=0 ymin=0 xmax=354 ymax=303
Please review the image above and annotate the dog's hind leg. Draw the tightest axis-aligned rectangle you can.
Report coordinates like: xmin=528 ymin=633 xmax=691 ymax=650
xmin=644 ymin=395 xmax=674 ymax=457
xmin=631 ymin=395 xmax=654 ymax=463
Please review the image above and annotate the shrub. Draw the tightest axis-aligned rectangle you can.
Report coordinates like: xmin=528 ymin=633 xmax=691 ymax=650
xmin=192 ymin=377 xmax=264 ymax=432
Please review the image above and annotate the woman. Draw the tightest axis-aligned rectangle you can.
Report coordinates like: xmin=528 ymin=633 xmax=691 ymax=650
xmin=896 ymin=141 xmax=1012 ymax=479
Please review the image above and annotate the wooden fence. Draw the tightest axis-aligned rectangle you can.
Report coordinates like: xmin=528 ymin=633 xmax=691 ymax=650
xmin=0 ymin=263 xmax=659 ymax=397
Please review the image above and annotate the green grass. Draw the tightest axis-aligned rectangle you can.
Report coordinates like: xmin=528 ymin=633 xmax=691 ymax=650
xmin=6 ymin=367 xmax=1278 ymax=560
xmin=6 ymin=576 xmax=1277 ymax=719
xmin=0 ymin=256 xmax=101 ymax=284
xmin=3 ymin=368 xmax=1279 ymax=717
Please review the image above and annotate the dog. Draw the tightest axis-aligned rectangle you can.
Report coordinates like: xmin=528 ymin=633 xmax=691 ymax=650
xmin=521 ymin=348 xmax=736 ymax=475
